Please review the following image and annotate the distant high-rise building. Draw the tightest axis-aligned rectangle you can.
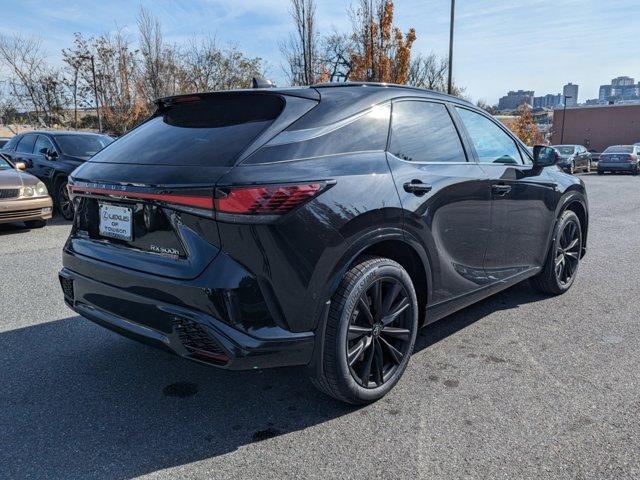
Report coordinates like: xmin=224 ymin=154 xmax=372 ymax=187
xmin=498 ymin=90 xmax=534 ymax=111
xmin=533 ymin=93 xmax=563 ymax=109
xmin=563 ymin=83 xmax=579 ymax=106
xmin=611 ymin=76 xmax=635 ymax=87
xmin=599 ymin=77 xmax=639 ymax=103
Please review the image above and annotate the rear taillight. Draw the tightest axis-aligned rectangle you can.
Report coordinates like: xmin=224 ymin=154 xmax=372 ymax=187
xmin=215 ymin=183 xmax=323 ymax=215
xmin=69 ymin=185 xmax=214 ymax=209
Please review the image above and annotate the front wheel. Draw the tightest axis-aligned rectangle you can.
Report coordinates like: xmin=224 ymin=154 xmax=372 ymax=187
xmin=531 ymin=210 xmax=582 ymax=295
xmin=57 ymin=180 xmax=74 ymax=220
xmin=311 ymin=256 xmax=418 ymax=404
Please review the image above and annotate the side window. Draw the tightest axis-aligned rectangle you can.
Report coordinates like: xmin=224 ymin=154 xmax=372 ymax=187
xmin=455 ymin=107 xmax=523 ymax=165
xmin=34 ymin=135 xmax=55 ymax=156
xmin=244 ymin=104 xmax=390 ymax=164
xmin=3 ymin=136 xmax=20 ymax=151
xmin=389 ymin=100 xmax=466 ymax=163
xmin=518 ymin=145 xmax=533 ymax=165
xmin=16 ymin=134 xmax=36 ymax=154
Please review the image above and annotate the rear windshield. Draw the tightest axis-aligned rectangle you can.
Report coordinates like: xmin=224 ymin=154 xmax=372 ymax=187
xmin=55 ymin=135 xmax=113 ymax=157
xmin=89 ymin=93 xmax=285 ymax=167
xmin=603 ymin=146 xmax=633 ymax=153
xmin=555 ymin=146 xmax=575 ymax=155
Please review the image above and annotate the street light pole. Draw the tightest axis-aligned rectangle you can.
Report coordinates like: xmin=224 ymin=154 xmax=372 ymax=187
xmin=447 ymin=0 xmax=455 ymax=95
xmin=560 ymin=95 xmax=572 ymax=144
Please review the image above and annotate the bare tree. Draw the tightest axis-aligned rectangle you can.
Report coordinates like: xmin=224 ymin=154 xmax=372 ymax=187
xmin=321 ymin=31 xmax=353 ymax=82
xmin=407 ymin=52 xmax=465 ymax=97
xmin=178 ymin=36 xmax=264 ymax=93
xmin=280 ymin=0 xmax=321 ymax=85
xmin=137 ymin=6 xmax=180 ymax=101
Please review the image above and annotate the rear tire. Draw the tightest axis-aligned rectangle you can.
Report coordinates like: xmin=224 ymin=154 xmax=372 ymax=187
xmin=531 ymin=210 xmax=582 ymax=295
xmin=57 ymin=180 xmax=74 ymax=220
xmin=24 ymin=220 xmax=46 ymax=229
xmin=311 ymin=256 xmax=418 ymax=404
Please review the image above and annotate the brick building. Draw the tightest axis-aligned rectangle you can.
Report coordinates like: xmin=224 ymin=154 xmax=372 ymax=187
xmin=551 ymin=104 xmax=640 ymax=151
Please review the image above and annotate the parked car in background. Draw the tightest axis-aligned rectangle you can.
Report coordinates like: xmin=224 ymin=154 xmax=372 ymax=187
xmin=597 ymin=145 xmax=640 ymax=175
xmin=58 ymin=84 xmax=589 ymax=404
xmin=1 ymin=131 xmax=113 ymax=219
xmin=0 ymin=153 xmax=52 ymax=228
xmin=0 ymin=137 xmax=10 ymax=149
xmin=552 ymin=145 xmax=591 ymax=174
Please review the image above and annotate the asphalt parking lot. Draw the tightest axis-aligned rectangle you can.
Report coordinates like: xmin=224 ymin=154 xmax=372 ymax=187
xmin=1 ymin=173 xmax=639 ymax=480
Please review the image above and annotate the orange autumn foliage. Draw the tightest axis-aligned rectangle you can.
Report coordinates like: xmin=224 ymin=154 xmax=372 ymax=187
xmin=349 ymin=1 xmax=416 ymax=84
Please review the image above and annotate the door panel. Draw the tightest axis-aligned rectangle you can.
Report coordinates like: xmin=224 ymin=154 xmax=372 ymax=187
xmin=453 ymin=106 xmax=556 ymax=281
xmin=386 ymin=99 xmax=492 ymax=305
xmin=480 ymin=164 xmax=557 ymax=280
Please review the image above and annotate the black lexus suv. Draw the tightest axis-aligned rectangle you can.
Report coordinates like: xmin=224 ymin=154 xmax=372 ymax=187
xmin=1 ymin=131 xmax=113 ymax=219
xmin=59 ymin=84 xmax=588 ymax=404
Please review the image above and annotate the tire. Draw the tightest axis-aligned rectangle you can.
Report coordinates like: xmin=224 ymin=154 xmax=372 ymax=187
xmin=311 ymin=256 xmax=419 ymax=404
xmin=597 ymin=170 xmax=604 ymax=175
xmin=24 ymin=219 xmax=47 ymax=229
xmin=531 ymin=210 xmax=582 ymax=295
xmin=57 ymin=179 xmax=74 ymax=220
xmin=633 ymin=166 xmax=639 ymax=176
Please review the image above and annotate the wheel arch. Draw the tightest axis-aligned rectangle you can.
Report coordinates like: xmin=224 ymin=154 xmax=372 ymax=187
xmin=322 ymin=229 xmax=433 ymax=328
xmin=555 ymin=188 xmax=588 ymax=258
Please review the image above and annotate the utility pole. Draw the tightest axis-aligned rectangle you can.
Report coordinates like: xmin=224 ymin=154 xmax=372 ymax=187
xmin=560 ymin=95 xmax=572 ymax=144
xmin=447 ymin=0 xmax=455 ymax=95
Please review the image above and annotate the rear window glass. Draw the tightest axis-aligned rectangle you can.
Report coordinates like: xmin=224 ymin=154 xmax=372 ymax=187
xmin=244 ymin=104 xmax=390 ymax=164
xmin=2 ymin=136 xmax=19 ymax=151
xmin=90 ymin=93 xmax=284 ymax=167
xmin=604 ymin=146 xmax=633 ymax=153
xmin=55 ymin=135 xmax=112 ymax=158
xmin=555 ymin=146 xmax=575 ymax=155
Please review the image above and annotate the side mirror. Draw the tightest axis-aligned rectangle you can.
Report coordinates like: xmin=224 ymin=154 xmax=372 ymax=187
xmin=533 ymin=145 xmax=558 ymax=167
xmin=15 ymin=161 xmax=26 ymax=171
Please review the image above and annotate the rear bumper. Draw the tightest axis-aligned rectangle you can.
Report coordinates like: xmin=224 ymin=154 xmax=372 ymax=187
xmin=58 ymin=266 xmax=315 ymax=370
xmin=0 ymin=196 xmax=53 ymax=224
xmin=598 ymin=163 xmax=637 ymax=172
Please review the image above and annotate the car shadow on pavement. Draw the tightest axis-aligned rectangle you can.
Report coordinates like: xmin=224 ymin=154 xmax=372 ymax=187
xmin=0 ymin=282 xmax=546 ymax=479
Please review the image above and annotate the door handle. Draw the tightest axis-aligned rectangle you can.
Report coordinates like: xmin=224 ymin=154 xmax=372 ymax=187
xmin=491 ymin=184 xmax=512 ymax=196
xmin=403 ymin=180 xmax=432 ymax=196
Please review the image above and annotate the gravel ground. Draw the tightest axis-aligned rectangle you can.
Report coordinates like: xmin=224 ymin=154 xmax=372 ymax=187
xmin=0 ymin=173 xmax=639 ymax=480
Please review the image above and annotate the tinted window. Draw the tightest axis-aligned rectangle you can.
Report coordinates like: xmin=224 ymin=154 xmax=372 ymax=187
xmin=245 ymin=104 xmax=390 ymax=164
xmin=604 ymin=146 xmax=633 ymax=153
xmin=91 ymin=93 xmax=284 ymax=167
xmin=456 ymin=108 xmax=522 ymax=164
xmin=55 ymin=135 xmax=111 ymax=158
xmin=34 ymin=135 xmax=56 ymax=156
xmin=2 ymin=136 xmax=19 ymax=151
xmin=16 ymin=134 xmax=36 ymax=154
xmin=389 ymin=101 xmax=466 ymax=163
xmin=555 ymin=146 xmax=576 ymax=155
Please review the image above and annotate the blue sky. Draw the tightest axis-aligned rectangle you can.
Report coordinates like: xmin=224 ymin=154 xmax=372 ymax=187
xmin=1 ymin=0 xmax=639 ymax=104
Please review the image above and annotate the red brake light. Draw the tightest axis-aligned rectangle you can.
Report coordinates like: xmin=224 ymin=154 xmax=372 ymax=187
xmin=215 ymin=184 xmax=322 ymax=215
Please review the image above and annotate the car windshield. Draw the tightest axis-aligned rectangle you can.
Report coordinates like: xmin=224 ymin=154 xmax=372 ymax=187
xmin=604 ymin=146 xmax=633 ymax=154
xmin=54 ymin=135 xmax=112 ymax=158
xmin=0 ymin=157 xmax=12 ymax=170
xmin=555 ymin=146 xmax=575 ymax=155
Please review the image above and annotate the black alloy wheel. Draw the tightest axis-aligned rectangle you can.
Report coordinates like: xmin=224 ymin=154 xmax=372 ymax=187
xmin=312 ymin=256 xmax=418 ymax=404
xmin=58 ymin=181 xmax=74 ymax=220
xmin=346 ymin=277 xmax=413 ymax=388
xmin=554 ymin=219 xmax=581 ymax=286
xmin=531 ymin=210 xmax=582 ymax=295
